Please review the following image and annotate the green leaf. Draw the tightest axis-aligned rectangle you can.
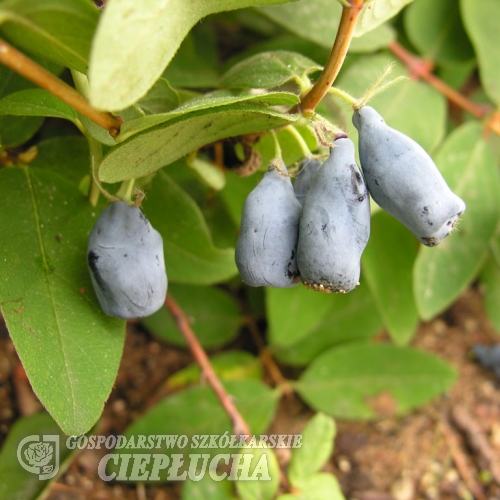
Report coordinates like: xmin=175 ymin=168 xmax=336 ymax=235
xmin=29 ymin=135 xmax=92 ymax=186
xmin=336 ymin=53 xmax=447 ymax=153
xmin=143 ymin=284 xmax=241 ymax=348
xmin=266 ymin=286 xmax=333 ymax=348
xmin=88 ymin=0 xmax=292 ymax=111
xmin=219 ymin=172 xmax=261 ymax=228
xmin=414 ymin=122 xmax=500 ymax=320
xmin=118 ymin=90 xmax=300 ymax=140
xmin=258 ymin=1 xmax=395 ymax=53
xmin=461 ymin=0 xmax=500 ymax=105
xmin=296 ymin=343 xmax=456 ymax=419
xmin=272 ymin=283 xmax=383 ymax=366
xmin=0 ymin=0 xmax=98 ymax=73
xmin=288 ymin=413 xmax=336 ymax=485
xmin=107 ymin=380 xmax=281 ymax=481
xmin=99 ymin=101 xmax=299 ymax=183
xmin=0 ymin=143 xmax=125 ymax=435
xmin=164 ymin=22 xmax=220 ymax=89
xmin=0 ymin=412 xmax=74 ymax=500
xmin=355 ymin=0 xmax=414 ymax=37
xmin=235 ymin=445 xmax=280 ymax=500
xmin=167 ymin=351 xmax=263 ymax=389
xmin=143 ymin=171 xmax=238 ymax=285
xmin=285 ymin=473 xmax=345 ymax=500
xmin=0 ymin=54 xmax=60 ymax=147
xmin=220 ymin=50 xmax=322 ymax=90
xmin=188 ymin=157 xmax=226 ymax=191
xmin=136 ymin=78 xmax=180 ymax=115
xmin=0 ymin=89 xmax=78 ymax=122
xmin=0 ymin=115 xmax=44 ymax=147
xmin=181 ymin=476 xmax=234 ymax=500
xmin=479 ymin=251 xmax=500 ymax=335
xmin=404 ymin=0 xmax=474 ymax=64
xmin=361 ymin=211 xmax=419 ymax=345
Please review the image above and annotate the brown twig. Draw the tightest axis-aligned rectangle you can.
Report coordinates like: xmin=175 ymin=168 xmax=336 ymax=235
xmin=439 ymin=414 xmax=486 ymax=500
xmin=451 ymin=406 xmax=500 ymax=485
xmin=299 ymin=0 xmax=365 ymax=113
xmin=165 ymin=293 xmax=251 ymax=438
xmin=0 ymin=38 xmax=122 ymax=136
xmin=243 ymin=315 xmax=294 ymax=398
xmin=388 ymin=41 xmax=500 ymax=137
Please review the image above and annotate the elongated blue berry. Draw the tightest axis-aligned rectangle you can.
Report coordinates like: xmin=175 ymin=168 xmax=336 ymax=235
xmin=353 ymin=105 xmax=465 ymax=246
xmin=297 ymin=137 xmax=371 ymax=293
xmin=293 ymin=158 xmax=322 ymax=207
xmin=87 ymin=201 xmax=168 ymax=318
xmin=235 ymin=163 xmax=302 ymax=288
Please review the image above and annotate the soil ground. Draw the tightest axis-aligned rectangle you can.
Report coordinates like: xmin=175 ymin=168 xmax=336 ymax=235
xmin=1 ymin=286 xmax=499 ymax=500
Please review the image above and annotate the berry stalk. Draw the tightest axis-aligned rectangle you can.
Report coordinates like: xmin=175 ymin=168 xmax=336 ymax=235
xmin=299 ymin=0 xmax=365 ymax=113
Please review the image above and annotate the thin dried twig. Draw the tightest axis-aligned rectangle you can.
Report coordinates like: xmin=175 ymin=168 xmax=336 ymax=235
xmin=439 ymin=414 xmax=486 ymax=500
xmin=0 ymin=38 xmax=122 ymax=136
xmin=164 ymin=293 xmax=251 ymax=438
xmin=299 ymin=0 xmax=365 ymax=113
xmin=451 ymin=405 xmax=500 ymax=485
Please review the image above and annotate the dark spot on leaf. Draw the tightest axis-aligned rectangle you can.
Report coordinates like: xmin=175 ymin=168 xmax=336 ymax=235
xmin=54 ymin=234 xmax=61 ymax=242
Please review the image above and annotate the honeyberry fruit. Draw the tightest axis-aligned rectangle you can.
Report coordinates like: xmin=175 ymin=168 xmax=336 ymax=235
xmin=235 ymin=163 xmax=302 ymax=288
xmin=293 ymin=157 xmax=323 ymax=206
xmin=352 ymin=105 xmax=465 ymax=247
xmin=472 ymin=343 xmax=500 ymax=378
xmin=297 ymin=137 xmax=371 ymax=293
xmin=87 ymin=201 xmax=168 ymax=318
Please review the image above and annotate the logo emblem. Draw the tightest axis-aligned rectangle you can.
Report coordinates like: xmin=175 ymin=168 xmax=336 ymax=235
xmin=17 ymin=435 xmax=59 ymax=480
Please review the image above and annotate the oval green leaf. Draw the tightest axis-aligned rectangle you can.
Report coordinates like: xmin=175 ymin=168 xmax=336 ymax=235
xmin=143 ymin=171 xmax=237 ymax=285
xmin=271 ymin=283 xmax=383 ymax=366
xmin=0 ymin=0 xmax=98 ymax=73
xmin=89 ymin=0 xmax=293 ymax=111
xmin=461 ymin=0 xmax=500 ymax=105
xmin=288 ymin=413 xmax=336 ymax=485
xmin=414 ymin=122 xmax=500 ymax=320
xmin=258 ymin=1 xmax=395 ymax=52
xmin=296 ymin=343 xmax=456 ymax=419
xmin=404 ymin=0 xmax=474 ymax=64
xmin=0 ymin=88 xmax=78 ymax=122
xmin=362 ymin=211 xmax=419 ymax=345
xmin=143 ymin=284 xmax=241 ymax=348
xmin=100 ymin=102 xmax=299 ymax=183
xmin=355 ymin=0 xmax=414 ymax=37
xmin=0 ymin=164 xmax=125 ymax=435
xmin=220 ymin=50 xmax=322 ymax=90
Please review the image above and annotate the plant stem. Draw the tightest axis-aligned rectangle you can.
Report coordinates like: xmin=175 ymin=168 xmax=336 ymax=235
xmin=165 ymin=293 xmax=252 ymax=439
xmin=269 ymin=129 xmax=282 ymax=161
xmin=327 ymin=86 xmax=357 ymax=106
xmin=284 ymin=125 xmax=312 ymax=158
xmin=299 ymin=0 xmax=365 ymax=113
xmin=388 ymin=41 xmax=499 ymax=135
xmin=0 ymin=38 xmax=122 ymax=136
xmin=244 ymin=315 xmax=294 ymax=398
xmin=87 ymin=136 xmax=103 ymax=206
xmin=86 ymin=134 xmax=118 ymax=205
